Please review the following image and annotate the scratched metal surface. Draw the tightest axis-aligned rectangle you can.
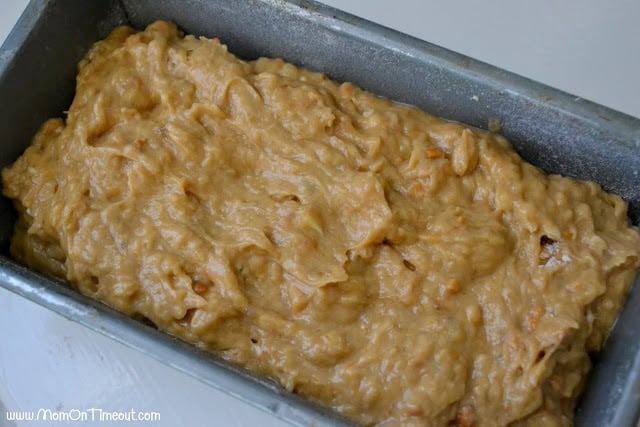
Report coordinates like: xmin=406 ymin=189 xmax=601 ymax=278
xmin=0 ymin=0 xmax=639 ymax=426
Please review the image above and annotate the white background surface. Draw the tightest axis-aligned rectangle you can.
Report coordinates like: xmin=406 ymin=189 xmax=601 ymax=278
xmin=1 ymin=1 xmax=639 ymax=426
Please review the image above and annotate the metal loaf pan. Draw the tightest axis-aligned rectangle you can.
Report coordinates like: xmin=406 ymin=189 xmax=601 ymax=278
xmin=1 ymin=0 xmax=639 ymax=425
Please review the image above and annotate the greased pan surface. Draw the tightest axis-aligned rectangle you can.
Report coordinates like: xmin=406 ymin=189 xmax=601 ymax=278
xmin=0 ymin=1 xmax=639 ymax=425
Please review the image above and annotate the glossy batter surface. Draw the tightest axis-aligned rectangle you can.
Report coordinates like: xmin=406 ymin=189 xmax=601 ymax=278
xmin=3 ymin=22 xmax=640 ymax=426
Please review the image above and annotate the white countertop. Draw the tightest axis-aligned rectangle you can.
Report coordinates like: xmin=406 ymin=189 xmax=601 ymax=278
xmin=1 ymin=1 xmax=638 ymax=426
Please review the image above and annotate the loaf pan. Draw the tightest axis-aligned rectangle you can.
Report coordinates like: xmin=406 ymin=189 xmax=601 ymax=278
xmin=1 ymin=0 xmax=639 ymax=425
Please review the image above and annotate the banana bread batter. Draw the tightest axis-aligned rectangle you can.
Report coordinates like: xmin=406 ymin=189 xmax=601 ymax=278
xmin=3 ymin=21 xmax=640 ymax=426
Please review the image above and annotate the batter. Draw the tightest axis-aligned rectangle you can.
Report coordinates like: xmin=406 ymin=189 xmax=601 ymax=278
xmin=3 ymin=21 xmax=640 ymax=426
